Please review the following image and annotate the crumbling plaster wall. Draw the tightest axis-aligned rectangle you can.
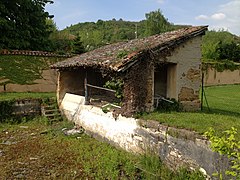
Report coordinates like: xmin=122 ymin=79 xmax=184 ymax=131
xmin=60 ymin=93 xmax=230 ymax=179
xmin=160 ymin=36 xmax=202 ymax=111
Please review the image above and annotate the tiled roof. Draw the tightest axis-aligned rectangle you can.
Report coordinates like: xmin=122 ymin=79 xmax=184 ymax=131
xmin=51 ymin=26 xmax=208 ymax=72
xmin=0 ymin=49 xmax=72 ymax=57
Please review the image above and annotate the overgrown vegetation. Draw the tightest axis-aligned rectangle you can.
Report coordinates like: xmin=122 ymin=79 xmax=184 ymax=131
xmin=202 ymin=61 xmax=240 ymax=72
xmin=104 ymin=78 xmax=124 ymax=100
xmin=156 ymin=98 xmax=182 ymax=112
xmin=205 ymin=127 xmax=240 ymax=179
xmin=137 ymin=153 xmax=204 ymax=179
xmin=0 ymin=93 xmax=55 ymax=124
xmin=0 ymin=117 xmax=205 ymax=179
xmin=0 ymin=100 xmax=14 ymax=122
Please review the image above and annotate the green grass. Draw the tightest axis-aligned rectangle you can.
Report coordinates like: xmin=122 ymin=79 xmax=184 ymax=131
xmin=0 ymin=117 xmax=204 ymax=179
xmin=203 ymin=84 xmax=240 ymax=115
xmin=140 ymin=85 xmax=240 ymax=138
xmin=0 ymin=92 xmax=55 ymax=101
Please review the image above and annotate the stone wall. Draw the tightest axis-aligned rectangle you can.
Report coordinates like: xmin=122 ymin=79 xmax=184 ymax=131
xmin=13 ymin=99 xmax=41 ymax=116
xmin=122 ymin=56 xmax=154 ymax=114
xmin=60 ymin=93 xmax=230 ymax=179
xmin=204 ymin=68 xmax=240 ymax=86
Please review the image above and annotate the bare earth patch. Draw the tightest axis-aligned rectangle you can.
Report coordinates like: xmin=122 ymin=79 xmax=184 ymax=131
xmin=0 ymin=123 xmax=85 ymax=179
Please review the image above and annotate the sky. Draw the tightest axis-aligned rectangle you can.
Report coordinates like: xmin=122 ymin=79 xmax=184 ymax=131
xmin=46 ymin=0 xmax=240 ymax=36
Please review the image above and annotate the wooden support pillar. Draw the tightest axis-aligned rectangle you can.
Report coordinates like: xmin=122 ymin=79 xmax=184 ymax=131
xmin=84 ymin=71 xmax=89 ymax=105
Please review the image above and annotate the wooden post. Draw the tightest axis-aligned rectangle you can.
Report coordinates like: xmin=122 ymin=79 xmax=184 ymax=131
xmin=84 ymin=71 xmax=89 ymax=105
xmin=201 ymin=72 xmax=204 ymax=111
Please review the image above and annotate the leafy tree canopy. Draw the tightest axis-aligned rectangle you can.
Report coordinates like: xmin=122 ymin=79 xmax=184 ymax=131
xmin=144 ymin=9 xmax=173 ymax=36
xmin=202 ymin=30 xmax=240 ymax=62
xmin=0 ymin=0 xmax=54 ymax=51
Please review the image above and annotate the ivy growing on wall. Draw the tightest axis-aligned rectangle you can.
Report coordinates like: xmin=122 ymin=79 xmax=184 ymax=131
xmin=202 ymin=61 xmax=240 ymax=73
xmin=104 ymin=78 xmax=124 ymax=100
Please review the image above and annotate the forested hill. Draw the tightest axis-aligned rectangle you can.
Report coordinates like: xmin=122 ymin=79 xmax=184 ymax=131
xmin=61 ymin=15 xmax=187 ymax=51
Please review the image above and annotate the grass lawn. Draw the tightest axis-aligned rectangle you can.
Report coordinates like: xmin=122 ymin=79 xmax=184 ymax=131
xmin=0 ymin=92 xmax=55 ymax=101
xmin=0 ymin=118 xmax=204 ymax=179
xmin=140 ymin=85 xmax=240 ymax=138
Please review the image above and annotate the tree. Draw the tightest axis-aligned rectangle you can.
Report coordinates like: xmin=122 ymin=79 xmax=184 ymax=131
xmin=216 ymin=41 xmax=240 ymax=62
xmin=144 ymin=9 xmax=173 ymax=36
xmin=48 ymin=31 xmax=75 ymax=53
xmin=0 ymin=0 xmax=53 ymax=50
xmin=72 ymin=35 xmax=85 ymax=54
xmin=202 ymin=30 xmax=240 ymax=62
xmin=46 ymin=18 xmax=58 ymax=33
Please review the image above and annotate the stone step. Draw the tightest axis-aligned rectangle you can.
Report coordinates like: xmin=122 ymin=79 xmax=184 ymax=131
xmin=44 ymin=109 xmax=60 ymax=114
xmin=45 ymin=113 xmax=61 ymax=117
xmin=41 ymin=100 xmax=62 ymax=122
xmin=43 ymin=105 xmax=57 ymax=110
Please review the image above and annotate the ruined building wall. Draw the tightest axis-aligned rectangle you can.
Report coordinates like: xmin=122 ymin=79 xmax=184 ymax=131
xmin=122 ymin=56 xmax=154 ymax=115
xmin=163 ymin=36 xmax=202 ymax=111
xmin=57 ymin=69 xmax=85 ymax=105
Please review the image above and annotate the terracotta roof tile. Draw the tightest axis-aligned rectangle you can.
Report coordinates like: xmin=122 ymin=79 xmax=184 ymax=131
xmin=0 ymin=49 xmax=72 ymax=57
xmin=51 ymin=26 xmax=208 ymax=72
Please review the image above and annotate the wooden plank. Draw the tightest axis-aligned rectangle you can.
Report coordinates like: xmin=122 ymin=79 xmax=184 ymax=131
xmin=86 ymin=84 xmax=116 ymax=93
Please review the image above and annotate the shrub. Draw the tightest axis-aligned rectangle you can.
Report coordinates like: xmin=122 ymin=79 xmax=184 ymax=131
xmin=156 ymin=98 xmax=182 ymax=112
xmin=0 ymin=100 xmax=15 ymax=123
xmin=205 ymin=127 xmax=240 ymax=179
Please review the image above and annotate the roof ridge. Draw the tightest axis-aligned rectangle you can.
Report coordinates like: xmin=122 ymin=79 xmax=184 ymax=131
xmin=0 ymin=49 xmax=73 ymax=58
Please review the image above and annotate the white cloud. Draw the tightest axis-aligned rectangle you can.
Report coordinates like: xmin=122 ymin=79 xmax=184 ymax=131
xmin=195 ymin=15 xmax=208 ymax=20
xmin=195 ymin=0 xmax=240 ymax=35
xmin=195 ymin=13 xmax=225 ymax=21
xmin=211 ymin=13 xmax=226 ymax=20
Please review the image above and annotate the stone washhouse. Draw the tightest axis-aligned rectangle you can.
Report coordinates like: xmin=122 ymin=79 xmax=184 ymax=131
xmin=50 ymin=26 xmax=232 ymax=177
xmin=51 ymin=26 xmax=208 ymax=114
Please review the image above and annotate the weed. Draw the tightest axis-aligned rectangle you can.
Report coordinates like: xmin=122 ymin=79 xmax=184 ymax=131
xmin=205 ymin=127 xmax=240 ymax=179
xmin=116 ymin=50 xmax=129 ymax=59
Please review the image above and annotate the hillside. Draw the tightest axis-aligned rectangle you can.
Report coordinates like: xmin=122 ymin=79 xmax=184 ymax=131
xmin=61 ymin=17 xmax=187 ymax=51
